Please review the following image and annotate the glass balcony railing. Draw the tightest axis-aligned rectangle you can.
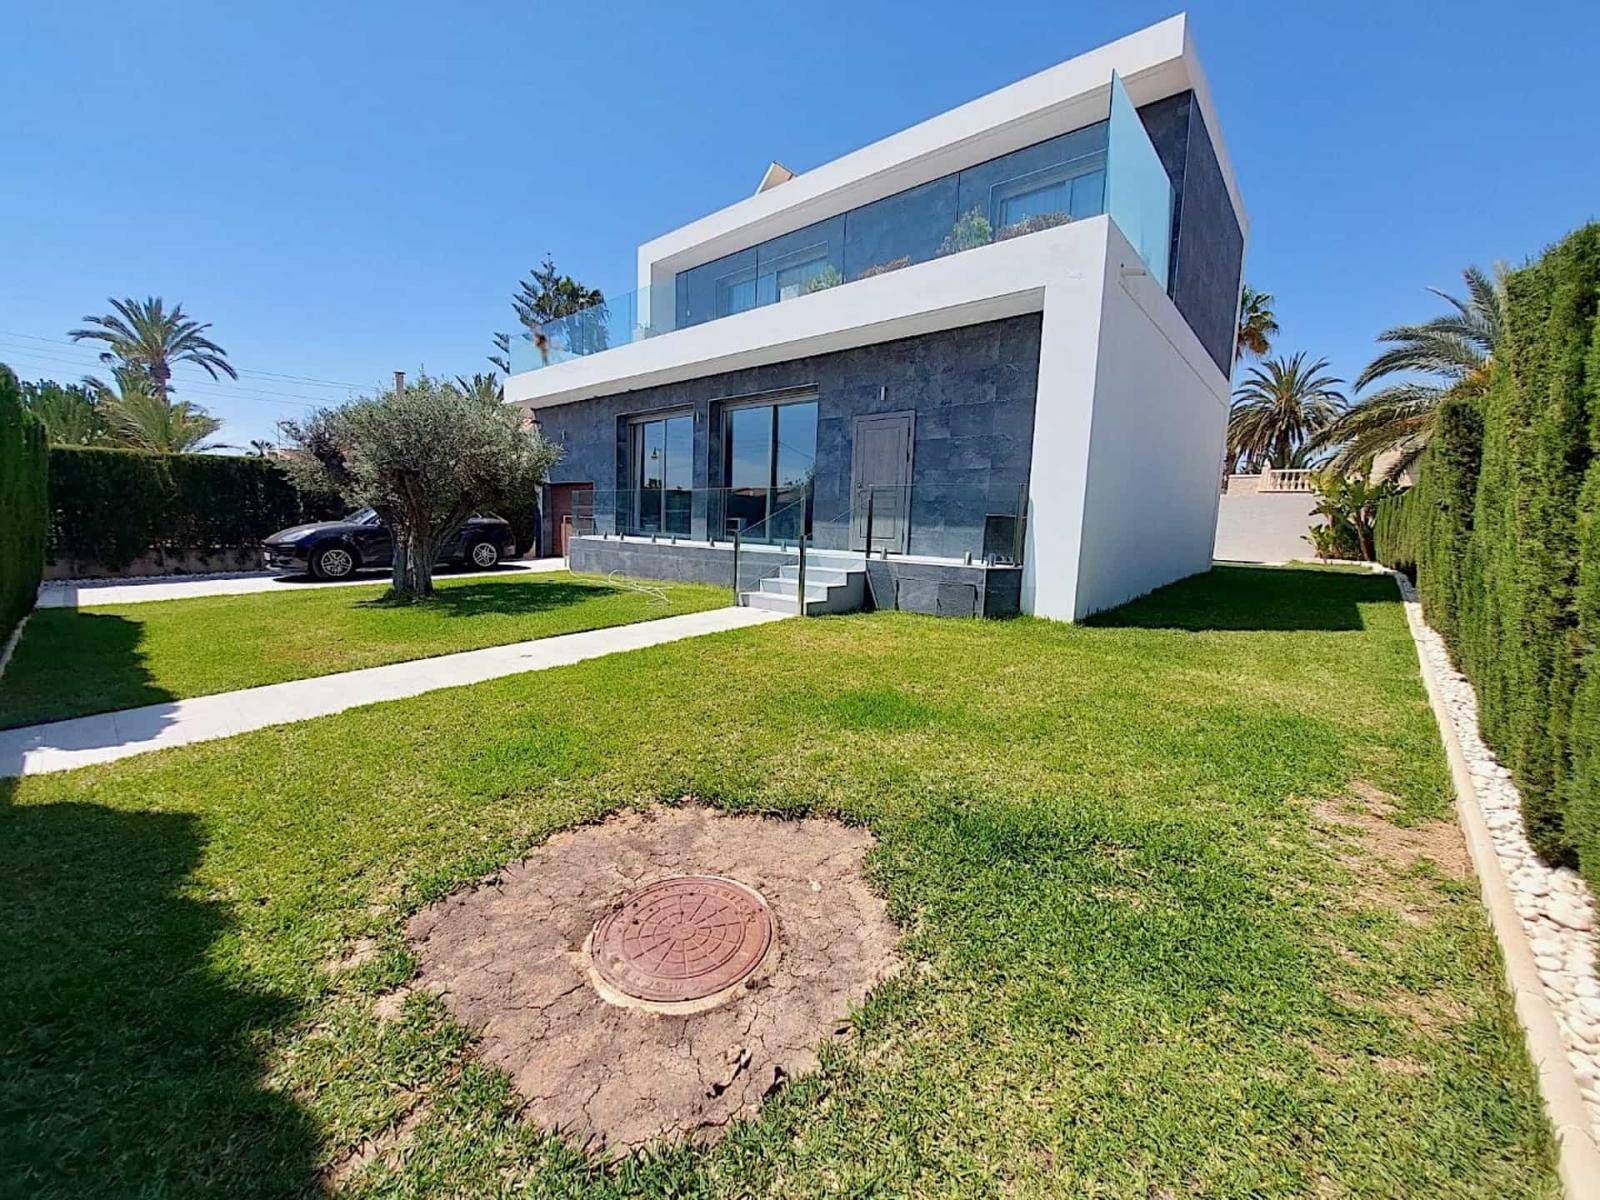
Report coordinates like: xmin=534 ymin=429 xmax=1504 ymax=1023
xmin=511 ymin=70 xmax=1172 ymax=374
xmin=563 ymin=481 xmax=1027 ymax=566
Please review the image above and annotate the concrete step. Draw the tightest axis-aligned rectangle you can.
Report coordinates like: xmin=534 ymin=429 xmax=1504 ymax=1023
xmin=759 ymin=577 xmax=835 ymax=601
xmin=777 ymin=564 xmax=852 ymax=586
xmin=742 ymin=590 xmax=832 ymax=616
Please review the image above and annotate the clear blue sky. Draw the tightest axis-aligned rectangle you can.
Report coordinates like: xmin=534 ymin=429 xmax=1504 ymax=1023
xmin=4 ymin=1 xmax=1596 ymax=447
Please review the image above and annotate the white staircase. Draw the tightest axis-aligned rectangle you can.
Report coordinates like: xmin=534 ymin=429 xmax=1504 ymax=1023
xmin=741 ymin=559 xmax=866 ymax=615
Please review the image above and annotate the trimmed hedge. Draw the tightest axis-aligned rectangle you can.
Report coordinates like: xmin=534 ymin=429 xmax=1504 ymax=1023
xmin=1379 ymin=223 xmax=1600 ymax=888
xmin=1 ymin=366 xmax=49 ymax=645
xmin=48 ymin=447 xmax=342 ymax=574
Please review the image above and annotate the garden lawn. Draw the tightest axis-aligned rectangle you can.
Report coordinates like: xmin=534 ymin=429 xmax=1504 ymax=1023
xmin=0 ymin=570 xmax=729 ymax=728
xmin=0 ymin=566 xmax=1559 ymax=1198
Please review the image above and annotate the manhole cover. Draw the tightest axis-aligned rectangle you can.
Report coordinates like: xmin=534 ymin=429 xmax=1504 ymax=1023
xmin=590 ymin=875 xmax=773 ymax=1003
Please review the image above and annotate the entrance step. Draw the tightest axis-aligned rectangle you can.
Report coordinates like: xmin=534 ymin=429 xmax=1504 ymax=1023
xmin=740 ymin=562 xmax=866 ymax=615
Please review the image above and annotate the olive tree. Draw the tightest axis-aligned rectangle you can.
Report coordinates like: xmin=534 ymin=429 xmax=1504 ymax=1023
xmin=278 ymin=372 xmax=559 ymax=601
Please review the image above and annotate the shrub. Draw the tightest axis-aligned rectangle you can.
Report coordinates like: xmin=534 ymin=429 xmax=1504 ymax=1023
xmin=47 ymin=446 xmax=341 ymax=574
xmin=939 ymin=208 xmax=993 ymax=255
xmin=1 ymin=366 xmax=48 ymax=646
xmin=1374 ymin=490 xmax=1416 ymax=576
xmin=854 ymin=256 xmax=911 ymax=281
xmin=1401 ymin=223 xmax=1600 ymax=881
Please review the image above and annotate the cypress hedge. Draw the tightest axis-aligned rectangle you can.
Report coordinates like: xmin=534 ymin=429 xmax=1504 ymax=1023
xmin=1379 ymin=223 xmax=1600 ymax=885
xmin=47 ymin=447 xmax=342 ymax=575
xmin=0 ymin=366 xmax=49 ymax=646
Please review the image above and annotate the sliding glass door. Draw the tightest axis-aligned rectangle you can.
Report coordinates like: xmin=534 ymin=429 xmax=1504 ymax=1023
xmin=724 ymin=397 xmax=818 ymax=541
xmin=630 ymin=412 xmax=692 ymax=536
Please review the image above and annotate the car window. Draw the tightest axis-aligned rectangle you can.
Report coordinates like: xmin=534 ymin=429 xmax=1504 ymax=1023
xmin=344 ymin=507 xmax=378 ymax=525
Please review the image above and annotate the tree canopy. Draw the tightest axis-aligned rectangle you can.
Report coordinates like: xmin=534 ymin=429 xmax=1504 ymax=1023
xmin=277 ymin=372 xmax=560 ymax=600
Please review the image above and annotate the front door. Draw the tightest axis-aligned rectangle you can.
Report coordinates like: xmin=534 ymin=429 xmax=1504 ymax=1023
xmin=850 ymin=411 xmax=914 ymax=554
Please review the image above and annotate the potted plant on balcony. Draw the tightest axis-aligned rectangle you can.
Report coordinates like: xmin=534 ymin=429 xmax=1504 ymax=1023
xmin=938 ymin=208 xmax=993 ymax=255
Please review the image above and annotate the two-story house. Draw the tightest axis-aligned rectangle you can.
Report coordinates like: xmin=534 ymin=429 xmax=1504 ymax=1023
xmin=504 ymin=14 xmax=1246 ymax=621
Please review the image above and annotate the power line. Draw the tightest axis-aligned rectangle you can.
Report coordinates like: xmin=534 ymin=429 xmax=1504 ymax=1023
xmin=0 ymin=344 xmax=328 ymax=410
xmin=0 ymin=328 xmax=375 ymax=391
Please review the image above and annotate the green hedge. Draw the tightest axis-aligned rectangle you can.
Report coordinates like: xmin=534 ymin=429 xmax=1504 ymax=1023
xmin=1379 ymin=223 xmax=1600 ymax=886
xmin=1 ymin=366 xmax=49 ymax=645
xmin=48 ymin=447 xmax=342 ymax=574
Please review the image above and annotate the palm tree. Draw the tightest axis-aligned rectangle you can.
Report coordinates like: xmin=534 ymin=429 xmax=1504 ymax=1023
xmin=1235 ymin=284 xmax=1280 ymax=363
xmin=454 ymin=372 xmax=503 ymax=404
xmin=87 ymin=369 xmax=226 ymax=454
xmin=1314 ymin=264 xmax=1506 ymax=478
xmin=1227 ymin=352 xmax=1346 ymax=472
xmin=69 ymin=297 xmax=237 ymax=394
xmin=250 ymin=439 xmax=275 ymax=456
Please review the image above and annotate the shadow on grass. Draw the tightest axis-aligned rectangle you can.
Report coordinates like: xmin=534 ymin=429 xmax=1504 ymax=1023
xmin=1089 ymin=565 xmax=1398 ymax=633
xmin=0 ymin=778 xmax=317 ymax=1198
xmin=357 ymin=578 xmax=616 ymax=619
xmin=0 ymin=612 xmax=178 ymax=735
xmin=267 ymin=561 xmax=533 ymax=587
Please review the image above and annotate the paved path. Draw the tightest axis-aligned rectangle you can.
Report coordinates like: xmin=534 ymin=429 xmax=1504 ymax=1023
xmin=37 ymin=559 xmax=567 ymax=609
xmin=1 ymin=605 xmax=785 ymax=777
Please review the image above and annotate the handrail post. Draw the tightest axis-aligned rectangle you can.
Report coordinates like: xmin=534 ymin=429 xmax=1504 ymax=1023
xmin=864 ymin=486 xmax=875 ymax=567
xmin=797 ymin=534 xmax=808 ymax=617
xmin=730 ymin=518 xmax=743 ymax=603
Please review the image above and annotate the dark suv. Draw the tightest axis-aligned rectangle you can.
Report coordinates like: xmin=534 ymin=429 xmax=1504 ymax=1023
xmin=262 ymin=508 xmax=518 ymax=579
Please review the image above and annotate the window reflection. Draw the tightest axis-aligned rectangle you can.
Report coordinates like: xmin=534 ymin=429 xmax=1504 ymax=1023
xmin=630 ymin=413 xmax=692 ymax=536
xmin=723 ymin=397 xmax=818 ymax=541
xmin=676 ymin=120 xmax=1112 ymax=329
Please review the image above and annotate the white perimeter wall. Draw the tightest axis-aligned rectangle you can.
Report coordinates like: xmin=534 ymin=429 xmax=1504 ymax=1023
xmin=1062 ymin=223 xmax=1231 ymax=620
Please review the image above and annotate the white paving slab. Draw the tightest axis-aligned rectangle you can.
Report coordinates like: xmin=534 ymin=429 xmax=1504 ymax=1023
xmin=0 ymin=605 xmax=785 ymax=776
xmin=37 ymin=559 xmax=567 ymax=608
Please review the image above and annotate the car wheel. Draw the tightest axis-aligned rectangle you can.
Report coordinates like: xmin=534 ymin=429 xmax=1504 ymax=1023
xmin=312 ymin=544 xmax=357 ymax=579
xmin=467 ymin=539 xmax=500 ymax=569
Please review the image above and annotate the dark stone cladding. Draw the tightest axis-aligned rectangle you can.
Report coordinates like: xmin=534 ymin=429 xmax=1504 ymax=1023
xmin=1138 ymin=92 xmax=1245 ymax=375
xmin=538 ymin=314 xmax=1043 ymax=563
xmin=567 ymin=536 xmax=1022 ymax=618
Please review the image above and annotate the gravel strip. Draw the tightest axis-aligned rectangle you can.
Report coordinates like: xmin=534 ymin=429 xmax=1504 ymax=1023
xmin=1396 ymin=571 xmax=1600 ymax=1132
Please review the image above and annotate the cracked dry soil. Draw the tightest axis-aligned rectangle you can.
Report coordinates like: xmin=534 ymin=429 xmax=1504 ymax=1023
xmin=405 ymin=805 xmax=903 ymax=1154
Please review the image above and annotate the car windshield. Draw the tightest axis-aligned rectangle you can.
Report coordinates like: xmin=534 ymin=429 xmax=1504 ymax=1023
xmin=343 ymin=507 xmax=378 ymax=525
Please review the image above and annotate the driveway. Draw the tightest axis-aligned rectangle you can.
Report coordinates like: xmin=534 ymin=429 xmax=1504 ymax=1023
xmin=37 ymin=558 xmax=568 ymax=609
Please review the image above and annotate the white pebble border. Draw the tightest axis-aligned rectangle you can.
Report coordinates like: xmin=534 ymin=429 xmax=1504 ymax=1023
xmin=1393 ymin=569 xmax=1600 ymax=1194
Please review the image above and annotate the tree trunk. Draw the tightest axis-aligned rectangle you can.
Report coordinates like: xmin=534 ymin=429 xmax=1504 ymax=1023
xmin=389 ymin=525 xmax=442 ymax=600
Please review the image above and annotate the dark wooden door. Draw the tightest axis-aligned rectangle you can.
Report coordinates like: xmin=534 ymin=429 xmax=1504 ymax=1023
xmin=548 ymin=483 xmax=592 ymax=557
xmin=850 ymin=412 xmax=914 ymax=554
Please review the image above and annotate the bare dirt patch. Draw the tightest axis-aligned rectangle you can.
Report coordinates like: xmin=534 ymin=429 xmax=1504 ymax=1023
xmin=1315 ymin=781 xmax=1471 ymax=878
xmin=404 ymin=805 xmax=902 ymax=1155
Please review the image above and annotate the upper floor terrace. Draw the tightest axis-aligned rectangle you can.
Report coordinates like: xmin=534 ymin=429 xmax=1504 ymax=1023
xmin=506 ymin=14 xmax=1246 ymax=399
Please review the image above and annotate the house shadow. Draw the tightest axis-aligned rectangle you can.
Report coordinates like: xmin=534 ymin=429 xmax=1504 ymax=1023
xmin=1088 ymin=564 xmax=1397 ymax=633
xmin=0 ymin=780 xmax=318 ymax=1194
xmin=359 ymin=577 xmax=617 ymax=619
xmin=0 ymin=614 xmax=183 ymax=774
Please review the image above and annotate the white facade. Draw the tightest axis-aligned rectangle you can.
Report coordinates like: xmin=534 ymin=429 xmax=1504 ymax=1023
xmin=506 ymin=14 xmax=1246 ymax=622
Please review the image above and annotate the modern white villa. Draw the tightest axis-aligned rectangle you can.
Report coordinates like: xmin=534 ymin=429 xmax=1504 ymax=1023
xmin=505 ymin=14 xmax=1247 ymax=621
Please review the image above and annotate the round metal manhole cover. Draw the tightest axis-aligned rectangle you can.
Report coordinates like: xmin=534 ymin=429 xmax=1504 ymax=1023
xmin=590 ymin=876 xmax=773 ymax=1003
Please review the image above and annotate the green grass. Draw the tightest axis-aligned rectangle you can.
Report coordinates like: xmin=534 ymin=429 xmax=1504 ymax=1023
xmin=0 ymin=570 xmax=730 ymax=728
xmin=0 ymin=566 xmax=1558 ymax=1198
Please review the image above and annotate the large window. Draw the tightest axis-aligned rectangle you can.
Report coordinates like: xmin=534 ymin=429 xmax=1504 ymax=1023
xmin=630 ymin=412 xmax=692 ymax=536
xmin=723 ymin=396 xmax=818 ymax=542
xmin=675 ymin=120 xmax=1111 ymax=329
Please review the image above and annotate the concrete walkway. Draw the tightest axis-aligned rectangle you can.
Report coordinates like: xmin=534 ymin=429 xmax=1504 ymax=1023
xmin=37 ymin=559 xmax=567 ymax=609
xmin=1 ymin=605 xmax=785 ymax=777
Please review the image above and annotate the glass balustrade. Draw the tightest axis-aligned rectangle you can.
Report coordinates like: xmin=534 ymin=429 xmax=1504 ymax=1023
xmin=563 ymin=481 xmax=1026 ymax=566
xmin=511 ymin=71 xmax=1173 ymax=373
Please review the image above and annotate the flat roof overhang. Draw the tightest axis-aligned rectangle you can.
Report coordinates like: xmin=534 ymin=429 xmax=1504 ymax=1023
xmin=633 ymin=14 xmax=1246 ymax=291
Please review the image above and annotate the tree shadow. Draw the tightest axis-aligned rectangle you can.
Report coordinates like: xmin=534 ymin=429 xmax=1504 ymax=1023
xmin=0 ymin=612 xmax=178 ymax=739
xmin=0 ymin=779 xmax=319 ymax=1197
xmin=358 ymin=578 xmax=619 ymax=620
xmin=1088 ymin=565 xmax=1398 ymax=633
